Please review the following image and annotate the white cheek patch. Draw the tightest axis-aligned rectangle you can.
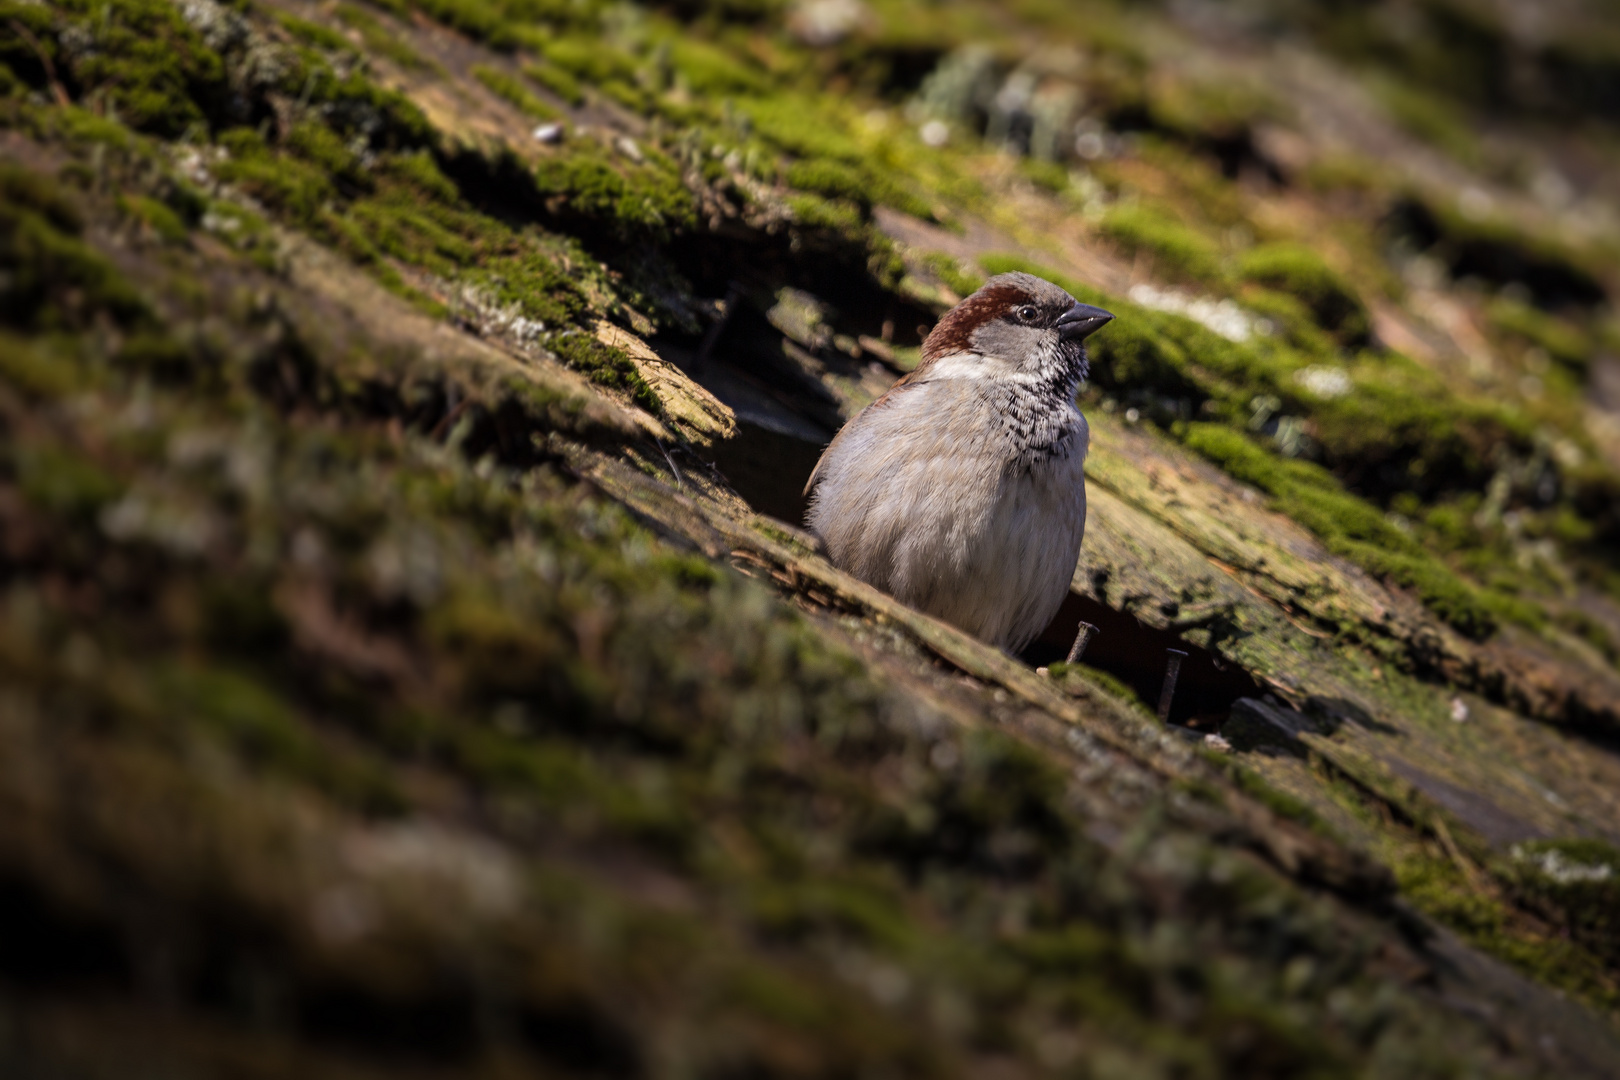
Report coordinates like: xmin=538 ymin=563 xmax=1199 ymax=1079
xmin=920 ymin=352 xmax=1014 ymax=381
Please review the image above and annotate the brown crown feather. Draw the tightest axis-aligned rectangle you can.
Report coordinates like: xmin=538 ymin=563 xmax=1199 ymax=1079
xmin=918 ymin=283 xmax=1032 ymax=367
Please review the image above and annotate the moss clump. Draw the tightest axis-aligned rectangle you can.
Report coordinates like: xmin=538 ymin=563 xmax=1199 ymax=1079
xmin=0 ymin=164 xmax=151 ymax=331
xmin=1397 ymin=851 xmax=1620 ymax=1014
xmin=1182 ymin=423 xmax=1499 ymax=638
xmin=523 ymin=61 xmax=584 ymax=105
xmin=397 ymin=0 xmax=516 ymax=48
xmin=471 ymin=64 xmax=561 ymax=121
xmin=548 ymin=331 xmax=661 ymax=412
xmin=667 ymin=36 xmax=770 ymax=96
xmin=1241 ymin=287 xmax=1337 ymax=355
xmin=1305 ymin=352 xmax=1532 ymax=498
xmin=1487 ymin=297 xmax=1593 ymax=370
xmin=25 ymin=0 xmax=228 ymax=138
xmin=920 ymin=252 xmax=984 ymax=298
xmin=1386 ymin=192 xmax=1608 ymax=309
xmin=16 ymin=444 xmax=122 ymax=525
xmin=274 ymin=12 xmax=357 ymax=55
xmin=0 ymin=332 xmax=83 ymax=399
xmin=540 ymin=35 xmax=640 ymax=86
xmin=1506 ymin=839 xmax=1620 ymax=966
xmin=1238 ymin=244 xmax=1370 ymax=346
xmin=1372 ymin=77 xmax=1481 ymax=166
xmin=740 ymin=95 xmax=871 ymax=166
xmin=1016 ymin=157 xmax=1070 ymax=194
xmin=533 ymin=144 xmax=697 ymax=241
xmin=785 ymin=159 xmax=934 ymax=222
xmin=334 ymin=2 xmax=435 ymax=70
xmin=1556 ymin=609 xmax=1619 ymax=666
xmin=1096 ymin=204 xmax=1224 ymax=285
xmin=214 ymin=127 xmax=340 ymax=223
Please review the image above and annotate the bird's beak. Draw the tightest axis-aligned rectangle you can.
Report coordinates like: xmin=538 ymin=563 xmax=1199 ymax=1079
xmin=1056 ymin=302 xmax=1114 ymax=341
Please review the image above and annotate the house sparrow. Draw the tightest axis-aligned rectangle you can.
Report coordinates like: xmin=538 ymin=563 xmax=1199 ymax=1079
xmin=805 ymin=272 xmax=1113 ymax=651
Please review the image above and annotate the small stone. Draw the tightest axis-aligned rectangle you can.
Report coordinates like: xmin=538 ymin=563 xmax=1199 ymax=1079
xmin=532 ymin=123 xmax=564 ymax=144
xmin=1450 ymin=697 xmax=1469 ymax=723
xmin=615 ymin=136 xmax=644 ymax=163
xmin=1036 ymin=666 xmax=1050 ymax=678
xmin=920 ymin=119 xmax=949 ymax=147
xmin=1203 ymin=733 xmax=1232 ymax=752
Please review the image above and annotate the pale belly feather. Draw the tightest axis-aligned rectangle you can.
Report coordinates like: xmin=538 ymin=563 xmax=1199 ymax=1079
xmin=807 ymin=378 xmax=1089 ymax=651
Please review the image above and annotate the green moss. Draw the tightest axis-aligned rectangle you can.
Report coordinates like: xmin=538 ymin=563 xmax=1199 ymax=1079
xmin=0 ymin=165 xmax=151 ymax=330
xmin=1222 ymin=760 xmax=1333 ymax=836
xmin=523 ymin=61 xmax=584 ymax=105
xmin=1238 ymin=244 xmax=1370 ymax=346
xmin=1396 ymin=191 xmax=1607 ymax=307
xmin=668 ymin=37 xmax=769 ymax=95
xmin=155 ymin=662 xmax=404 ymax=812
xmin=1182 ymin=422 xmax=1500 ymax=638
xmin=1372 ymin=77 xmax=1481 ymax=166
xmin=1556 ymin=609 xmax=1619 ymax=666
xmin=377 ymin=149 xmax=462 ymax=203
xmin=403 ymin=0 xmax=516 ymax=48
xmin=1506 ymin=839 xmax=1620 ymax=963
xmin=471 ymin=64 xmax=561 ymax=120
xmin=920 ymin=251 xmax=984 ymax=298
xmin=45 ymin=0 xmax=228 ymax=138
xmin=784 ymin=158 xmax=934 ymax=221
xmin=1487 ymin=297 xmax=1592 ymax=370
xmin=275 ymin=12 xmax=358 ymax=55
xmin=0 ymin=332 xmax=83 ymax=399
xmin=741 ymin=95 xmax=868 ymax=165
xmin=785 ymin=159 xmax=873 ymax=208
xmin=541 ymin=35 xmax=639 ymax=85
xmin=16 ymin=444 xmax=122 ymax=521
xmin=549 ymin=330 xmax=661 ymax=412
xmin=533 ymin=144 xmax=697 ymax=241
xmin=1146 ymin=74 xmax=1277 ymax=143
xmin=1048 ymin=661 xmax=1152 ymax=717
xmin=1096 ymin=204 xmax=1224 ymax=285
xmin=1016 ymin=157 xmax=1069 ymax=194
xmin=214 ymin=127 xmax=337 ymax=223
xmin=1398 ymin=850 xmax=1620 ymax=1014
xmin=42 ymin=105 xmax=137 ymax=151
xmin=118 ymin=193 xmax=190 ymax=244
xmin=1240 ymin=287 xmax=1337 ymax=356
xmin=334 ymin=2 xmax=434 ymax=69
xmin=786 ymin=192 xmax=863 ymax=233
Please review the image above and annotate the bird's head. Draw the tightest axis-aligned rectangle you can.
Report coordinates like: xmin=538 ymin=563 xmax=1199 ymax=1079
xmin=919 ymin=271 xmax=1113 ymax=381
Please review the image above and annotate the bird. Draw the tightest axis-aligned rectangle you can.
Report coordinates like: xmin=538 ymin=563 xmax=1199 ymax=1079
xmin=804 ymin=271 xmax=1113 ymax=652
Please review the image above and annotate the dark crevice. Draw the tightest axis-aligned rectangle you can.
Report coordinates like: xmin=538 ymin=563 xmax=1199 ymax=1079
xmin=1383 ymin=196 xmax=1607 ymax=310
xmin=707 ymin=421 xmax=825 ymax=526
xmin=665 ymin=232 xmax=937 ymax=347
xmin=1024 ymin=591 xmax=1263 ymax=729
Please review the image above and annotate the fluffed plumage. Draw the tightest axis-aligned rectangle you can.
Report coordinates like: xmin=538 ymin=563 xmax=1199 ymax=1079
xmin=805 ymin=272 xmax=1113 ymax=651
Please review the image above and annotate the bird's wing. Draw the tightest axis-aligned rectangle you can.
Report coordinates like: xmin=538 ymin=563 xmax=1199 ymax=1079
xmin=802 ymin=369 xmax=924 ymax=498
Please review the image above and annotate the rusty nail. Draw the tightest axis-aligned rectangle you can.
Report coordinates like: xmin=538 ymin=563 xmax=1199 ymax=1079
xmin=1065 ymin=622 xmax=1098 ymax=664
xmin=1157 ymin=649 xmax=1188 ymax=723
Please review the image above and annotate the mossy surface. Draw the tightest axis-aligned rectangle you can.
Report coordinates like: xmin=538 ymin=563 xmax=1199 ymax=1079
xmin=2 ymin=0 xmax=1620 ymax=1073
xmin=1096 ymin=203 xmax=1224 ymax=285
xmin=1238 ymin=243 xmax=1371 ymax=347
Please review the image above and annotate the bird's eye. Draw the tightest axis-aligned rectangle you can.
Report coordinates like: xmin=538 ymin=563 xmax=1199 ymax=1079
xmin=1018 ymin=305 xmax=1038 ymax=321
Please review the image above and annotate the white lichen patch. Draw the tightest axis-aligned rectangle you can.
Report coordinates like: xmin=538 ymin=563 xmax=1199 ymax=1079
xmin=1295 ymin=365 xmax=1353 ymax=399
xmin=1511 ymin=844 xmax=1615 ymax=884
xmin=1127 ymin=284 xmax=1265 ymax=343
